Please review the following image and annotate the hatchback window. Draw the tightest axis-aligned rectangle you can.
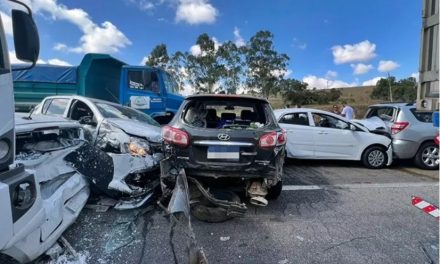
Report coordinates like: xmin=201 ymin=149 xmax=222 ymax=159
xmin=279 ymin=113 xmax=309 ymax=126
xmin=44 ymin=98 xmax=69 ymax=116
xmin=183 ymin=98 xmax=269 ymax=129
xmin=366 ymin=107 xmax=396 ymax=122
xmin=410 ymin=108 xmax=433 ymax=123
xmin=312 ymin=113 xmax=349 ymax=129
xmin=96 ymin=102 xmax=160 ymax=126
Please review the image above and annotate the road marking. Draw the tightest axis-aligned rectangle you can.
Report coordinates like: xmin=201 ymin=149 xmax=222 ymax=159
xmin=282 ymin=182 xmax=438 ymax=191
xmin=412 ymin=196 xmax=440 ymax=220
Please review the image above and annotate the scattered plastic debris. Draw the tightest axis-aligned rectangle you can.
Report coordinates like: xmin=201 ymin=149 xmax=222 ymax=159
xmin=296 ymin=235 xmax=304 ymax=241
xmin=47 ymin=251 xmax=89 ymax=264
xmin=220 ymin=236 xmax=230 ymax=242
xmin=278 ymin=259 xmax=289 ymax=264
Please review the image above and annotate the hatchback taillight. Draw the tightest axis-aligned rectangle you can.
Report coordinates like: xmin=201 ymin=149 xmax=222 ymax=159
xmin=259 ymin=130 xmax=286 ymax=149
xmin=435 ymin=131 xmax=439 ymax=146
xmin=391 ymin=122 xmax=409 ymax=134
xmin=162 ymin=126 xmax=189 ymax=147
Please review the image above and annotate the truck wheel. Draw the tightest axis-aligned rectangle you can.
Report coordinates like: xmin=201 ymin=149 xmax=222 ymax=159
xmin=191 ymin=190 xmax=241 ymax=223
xmin=362 ymin=146 xmax=387 ymax=169
xmin=414 ymin=142 xmax=439 ymax=170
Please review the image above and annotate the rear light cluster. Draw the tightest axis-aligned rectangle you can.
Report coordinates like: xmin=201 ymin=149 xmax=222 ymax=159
xmin=435 ymin=131 xmax=439 ymax=146
xmin=391 ymin=121 xmax=409 ymax=135
xmin=162 ymin=126 xmax=189 ymax=147
xmin=259 ymin=130 xmax=287 ymax=149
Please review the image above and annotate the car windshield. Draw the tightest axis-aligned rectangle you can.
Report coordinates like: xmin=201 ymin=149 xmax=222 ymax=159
xmin=183 ymin=98 xmax=270 ymax=129
xmin=96 ymin=103 xmax=159 ymax=127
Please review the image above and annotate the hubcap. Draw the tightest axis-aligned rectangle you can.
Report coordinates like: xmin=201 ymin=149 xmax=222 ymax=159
xmin=421 ymin=146 xmax=439 ymax=167
xmin=368 ymin=150 xmax=385 ymax=167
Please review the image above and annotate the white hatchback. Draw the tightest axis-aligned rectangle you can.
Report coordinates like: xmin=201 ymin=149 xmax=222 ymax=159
xmin=274 ymin=108 xmax=393 ymax=168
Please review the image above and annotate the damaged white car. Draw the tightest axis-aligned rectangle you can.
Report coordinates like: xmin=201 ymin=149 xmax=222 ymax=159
xmin=0 ymin=115 xmax=91 ymax=263
xmin=32 ymin=95 xmax=164 ymax=209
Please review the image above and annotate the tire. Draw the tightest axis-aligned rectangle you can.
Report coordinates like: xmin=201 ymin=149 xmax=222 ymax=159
xmin=266 ymin=180 xmax=283 ymax=200
xmin=414 ymin=142 xmax=439 ymax=170
xmin=266 ymin=156 xmax=284 ymax=199
xmin=191 ymin=190 xmax=241 ymax=223
xmin=362 ymin=146 xmax=387 ymax=169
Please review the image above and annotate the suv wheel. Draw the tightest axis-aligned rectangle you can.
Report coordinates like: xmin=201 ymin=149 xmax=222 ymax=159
xmin=266 ymin=157 xmax=283 ymax=199
xmin=362 ymin=146 xmax=387 ymax=169
xmin=414 ymin=142 xmax=439 ymax=170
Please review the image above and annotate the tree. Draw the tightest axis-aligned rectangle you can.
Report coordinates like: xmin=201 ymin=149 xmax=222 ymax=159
xmin=217 ymin=41 xmax=245 ymax=94
xmin=371 ymin=76 xmax=417 ymax=102
xmin=186 ymin=33 xmax=223 ymax=93
xmin=145 ymin=44 xmax=169 ymax=69
xmin=280 ymin=79 xmax=311 ymax=106
xmin=245 ymin=31 xmax=289 ymax=98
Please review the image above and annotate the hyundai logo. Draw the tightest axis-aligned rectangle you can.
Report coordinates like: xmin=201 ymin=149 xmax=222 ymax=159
xmin=217 ymin=133 xmax=230 ymax=141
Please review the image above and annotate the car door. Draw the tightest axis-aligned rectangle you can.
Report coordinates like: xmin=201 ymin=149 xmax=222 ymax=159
xmin=311 ymin=112 xmax=359 ymax=159
xmin=278 ymin=111 xmax=314 ymax=158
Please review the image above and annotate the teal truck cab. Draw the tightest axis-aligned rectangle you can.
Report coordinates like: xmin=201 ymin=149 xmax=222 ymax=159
xmin=13 ymin=53 xmax=184 ymax=124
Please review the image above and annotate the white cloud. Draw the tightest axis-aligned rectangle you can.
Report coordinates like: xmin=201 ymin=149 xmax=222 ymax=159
xmin=325 ymin=70 xmax=338 ymax=79
xmin=331 ymin=40 xmax=376 ymax=64
xmin=53 ymin=43 xmax=68 ymax=51
xmin=175 ymin=0 xmax=218 ymax=25
xmin=350 ymin=63 xmax=373 ymax=75
xmin=411 ymin=72 xmax=419 ymax=81
xmin=139 ymin=56 xmax=149 ymax=65
xmin=233 ymin=27 xmax=245 ymax=47
xmin=31 ymin=0 xmax=131 ymax=54
xmin=377 ymin=60 xmax=400 ymax=72
xmin=181 ymin=83 xmax=194 ymax=96
xmin=271 ymin=69 xmax=292 ymax=78
xmin=362 ymin=76 xmax=384 ymax=86
xmin=303 ymin=75 xmax=357 ymax=89
xmin=47 ymin=58 xmax=71 ymax=66
xmin=0 ymin=11 xmax=12 ymax=36
xmin=292 ymin=38 xmax=307 ymax=50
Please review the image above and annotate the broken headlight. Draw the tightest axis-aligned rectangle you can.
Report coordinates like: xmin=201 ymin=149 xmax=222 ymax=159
xmin=126 ymin=137 xmax=150 ymax=157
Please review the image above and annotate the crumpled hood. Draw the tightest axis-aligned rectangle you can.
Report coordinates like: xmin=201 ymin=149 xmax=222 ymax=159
xmin=352 ymin=116 xmax=390 ymax=132
xmin=105 ymin=118 xmax=162 ymax=143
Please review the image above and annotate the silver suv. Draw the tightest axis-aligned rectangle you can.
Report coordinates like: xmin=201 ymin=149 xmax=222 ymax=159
xmin=365 ymin=103 xmax=438 ymax=170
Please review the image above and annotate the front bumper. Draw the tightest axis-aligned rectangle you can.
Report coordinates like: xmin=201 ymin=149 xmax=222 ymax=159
xmin=392 ymin=139 xmax=419 ymax=159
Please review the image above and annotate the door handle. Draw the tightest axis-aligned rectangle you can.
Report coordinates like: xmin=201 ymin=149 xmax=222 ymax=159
xmin=318 ymin=131 xmax=328 ymax=135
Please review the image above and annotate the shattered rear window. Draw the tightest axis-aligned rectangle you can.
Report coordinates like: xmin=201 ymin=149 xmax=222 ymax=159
xmin=409 ymin=108 xmax=433 ymax=123
xmin=182 ymin=98 xmax=271 ymax=129
xmin=96 ymin=103 xmax=160 ymax=127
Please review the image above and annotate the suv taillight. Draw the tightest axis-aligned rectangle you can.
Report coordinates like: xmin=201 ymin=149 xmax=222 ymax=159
xmin=162 ymin=126 xmax=189 ymax=147
xmin=435 ymin=131 xmax=439 ymax=146
xmin=259 ymin=130 xmax=286 ymax=149
xmin=391 ymin=121 xmax=409 ymax=134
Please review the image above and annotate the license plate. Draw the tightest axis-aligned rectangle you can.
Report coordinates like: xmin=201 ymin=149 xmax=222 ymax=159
xmin=207 ymin=146 xmax=239 ymax=160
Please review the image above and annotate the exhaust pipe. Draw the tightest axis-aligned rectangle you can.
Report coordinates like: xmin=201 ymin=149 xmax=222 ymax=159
xmin=250 ymin=196 xmax=268 ymax=206
xmin=248 ymin=181 xmax=268 ymax=207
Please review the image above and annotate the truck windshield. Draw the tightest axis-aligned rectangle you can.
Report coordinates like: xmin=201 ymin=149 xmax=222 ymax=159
xmin=96 ymin=103 xmax=160 ymax=127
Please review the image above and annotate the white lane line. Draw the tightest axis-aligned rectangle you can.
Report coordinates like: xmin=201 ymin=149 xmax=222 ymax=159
xmin=282 ymin=185 xmax=321 ymax=191
xmin=282 ymin=182 xmax=439 ymax=191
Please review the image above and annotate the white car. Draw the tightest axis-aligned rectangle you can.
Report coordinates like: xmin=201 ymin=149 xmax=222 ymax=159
xmin=274 ymin=108 xmax=393 ymax=168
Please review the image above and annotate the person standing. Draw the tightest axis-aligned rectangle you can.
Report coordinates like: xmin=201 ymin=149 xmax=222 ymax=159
xmin=331 ymin=105 xmax=340 ymax=114
xmin=340 ymin=102 xmax=354 ymax=120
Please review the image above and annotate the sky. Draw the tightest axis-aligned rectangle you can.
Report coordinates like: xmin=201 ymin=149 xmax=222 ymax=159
xmin=1 ymin=0 xmax=422 ymax=89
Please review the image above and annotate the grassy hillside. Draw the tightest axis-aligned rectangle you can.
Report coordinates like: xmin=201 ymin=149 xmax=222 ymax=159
xmin=269 ymin=85 xmax=382 ymax=118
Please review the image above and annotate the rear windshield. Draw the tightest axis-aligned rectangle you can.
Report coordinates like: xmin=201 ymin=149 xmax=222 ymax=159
xmin=410 ymin=108 xmax=433 ymax=123
xmin=182 ymin=98 xmax=271 ymax=129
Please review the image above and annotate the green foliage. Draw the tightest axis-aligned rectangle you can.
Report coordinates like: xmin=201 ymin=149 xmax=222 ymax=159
xmin=145 ymin=44 xmax=169 ymax=69
xmin=245 ymin=31 xmax=289 ymax=98
xmin=371 ymin=76 xmax=417 ymax=102
xmin=280 ymin=79 xmax=342 ymax=105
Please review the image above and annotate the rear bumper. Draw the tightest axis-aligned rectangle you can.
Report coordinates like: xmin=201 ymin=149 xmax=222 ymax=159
xmin=392 ymin=139 xmax=419 ymax=159
xmin=386 ymin=144 xmax=393 ymax=166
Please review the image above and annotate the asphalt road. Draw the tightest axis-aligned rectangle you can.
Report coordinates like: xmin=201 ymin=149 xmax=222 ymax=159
xmin=14 ymin=160 xmax=440 ymax=264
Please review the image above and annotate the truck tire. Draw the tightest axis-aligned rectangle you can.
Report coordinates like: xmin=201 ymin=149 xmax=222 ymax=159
xmin=414 ymin=142 xmax=439 ymax=170
xmin=191 ymin=190 xmax=241 ymax=223
xmin=362 ymin=146 xmax=387 ymax=169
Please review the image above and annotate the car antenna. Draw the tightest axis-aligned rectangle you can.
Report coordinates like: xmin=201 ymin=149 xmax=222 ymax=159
xmin=25 ymin=106 xmax=35 ymax=120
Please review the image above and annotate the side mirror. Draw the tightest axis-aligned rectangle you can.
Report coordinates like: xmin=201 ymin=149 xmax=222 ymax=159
xmin=350 ymin=124 xmax=357 ymax=131
xmin=78 ymin=116 xmax=97 ymax=126
xmin=12 ymin=7 xmax=40 ymax=69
